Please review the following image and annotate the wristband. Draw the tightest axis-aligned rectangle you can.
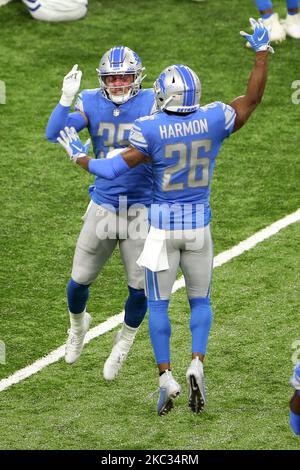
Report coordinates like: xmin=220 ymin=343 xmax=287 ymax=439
xmin=59 ymin=94 xmax=74 ymax=107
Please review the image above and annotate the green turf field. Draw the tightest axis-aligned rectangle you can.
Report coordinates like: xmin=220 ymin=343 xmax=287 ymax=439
xmin=0 ymin=0 xmax=299 ymax=450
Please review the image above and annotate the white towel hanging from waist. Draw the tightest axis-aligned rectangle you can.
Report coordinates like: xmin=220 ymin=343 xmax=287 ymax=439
xmin=137 ymin=226 xmax=169 ymax=272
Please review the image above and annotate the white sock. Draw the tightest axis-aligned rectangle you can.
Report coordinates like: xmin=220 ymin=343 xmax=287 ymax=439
xmin=119 ymin=323 xmax=139 ymax=344
xmin=69 ymin=310 xmax=86 ymax=333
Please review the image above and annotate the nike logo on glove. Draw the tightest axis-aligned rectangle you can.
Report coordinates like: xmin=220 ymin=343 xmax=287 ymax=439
xmin=258 ymin=32 xmax=267 ymax=41
xmin=73 ymin=144 xmax=84 ymax=153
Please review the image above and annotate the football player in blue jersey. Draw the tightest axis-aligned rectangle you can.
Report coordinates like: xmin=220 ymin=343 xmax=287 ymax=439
xmin=46 ymin=46 xmax=156 ymax=380
xmin=290 ymin=363 xmax=300 ymax=435
xmin=58 ymin=19 xmax=272 ymax=415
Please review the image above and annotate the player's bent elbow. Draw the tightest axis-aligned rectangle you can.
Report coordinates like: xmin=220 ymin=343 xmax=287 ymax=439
xmin=235 ymin=102 xmax=260 ymax=130
xmin=233 ymin=113 xmax=248 ymax=131
xmin=251 ymin=95 xmax=263 ymax=107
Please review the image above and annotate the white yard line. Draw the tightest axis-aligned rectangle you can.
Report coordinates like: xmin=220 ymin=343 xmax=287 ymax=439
xmin=1 ymin=208 xmax=300 ymax=393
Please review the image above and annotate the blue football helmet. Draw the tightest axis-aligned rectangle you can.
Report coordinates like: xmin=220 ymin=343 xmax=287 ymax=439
xmin=153 ymin=64 xmax=201 ymax=113
xmin=96 ymin=46 xmax=146 ymax=104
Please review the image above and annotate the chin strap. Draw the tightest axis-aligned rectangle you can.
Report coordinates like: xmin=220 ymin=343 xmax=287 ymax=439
xmin=160 ymin=96 xmax=173 ymax=111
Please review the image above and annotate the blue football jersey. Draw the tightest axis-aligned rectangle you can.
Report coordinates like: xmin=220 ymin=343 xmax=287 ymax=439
xmin=129 ymin=101 xmax=236 ymax=229
xmin=74 ymin=88 xmax=156 ymax=208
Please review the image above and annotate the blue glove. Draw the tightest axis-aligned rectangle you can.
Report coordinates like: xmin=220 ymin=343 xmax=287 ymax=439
xmin=57 ymin=127 xmax=91 ymax=162
xmin=291 ymin=362 xmax=300 ymax=391
xmin=240 ymin=18 xmax=274 ymax=54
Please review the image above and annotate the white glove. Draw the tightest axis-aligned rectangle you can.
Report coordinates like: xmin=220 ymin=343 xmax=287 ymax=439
xmin=240 ymin=18 xmax=274 ymax=54
xmin=60 ymin=64 xmax=82 ymax=107
xmin=57 ymin=127 xmax=91 ymax=163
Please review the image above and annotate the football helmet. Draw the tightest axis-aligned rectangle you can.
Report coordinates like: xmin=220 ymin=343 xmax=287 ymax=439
xmin=97 ymin=46 xmax=145 ymax=104
xmin=153 ymin=64 xmax=201 ymax=113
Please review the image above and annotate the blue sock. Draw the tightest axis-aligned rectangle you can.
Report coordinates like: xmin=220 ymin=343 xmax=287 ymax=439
xmin=148 ymin=300 xmax=171 ymax=364
xmin=124 ymin=286 xmax=148 ymax=328
xmin=287 ymin=0 xmax=299 ymax=14
xmin=290 ymin=410 xmax=300 ymax=435
xmin=67 ymin=279 xmax=90 ymax=314
xmin=255 ymin=0 xmax=273 ymax=18
xmin=189 ymin=297 xmax=213 ymax=355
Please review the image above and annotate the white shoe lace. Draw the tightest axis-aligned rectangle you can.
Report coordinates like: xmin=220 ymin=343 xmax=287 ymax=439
xmin=146 ymin=380 xmax=180 ymax=402
xmin=114 ymin=347 xmax=128 ymax=364
xmin=66 ymin=329 xmax=85 ymax=349
xmin=146 ymin=388 xmax=160 ymax=401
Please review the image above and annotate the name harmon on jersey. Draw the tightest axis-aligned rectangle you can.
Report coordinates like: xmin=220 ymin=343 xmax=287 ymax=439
xmin=159 ymin=118 xmax=208 ymax=140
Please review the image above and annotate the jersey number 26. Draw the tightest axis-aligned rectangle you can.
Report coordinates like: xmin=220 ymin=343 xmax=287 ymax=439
xmin=163 ymin=139 xmax=211 ymax=192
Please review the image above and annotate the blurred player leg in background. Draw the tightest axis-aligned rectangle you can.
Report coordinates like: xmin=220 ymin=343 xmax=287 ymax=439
xmin=0 ymin=0 xmax=13 ymax=6
xmin=290 ymin=363 xmax=300 ymax=435
xmin=254 ymin=0 xmax=300 ymax=40
xmin=281 ymin=0 xmax=300 ymax=38
xmin=254 ymin=0 xmax=286 ymax=42
xmin=22 ymin=0 xmax=88 ymax=22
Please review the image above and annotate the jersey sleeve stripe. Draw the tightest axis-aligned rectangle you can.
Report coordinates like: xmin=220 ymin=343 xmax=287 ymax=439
xmin=129 ymin=139 xmax=148 ymax=149
xmin=131 ymin=132 xmax=147 ymax=141
xmin=130 ymin=130 xmax=147 ymax=144
xmin=225 ymin=112 xmax=236 ymax=130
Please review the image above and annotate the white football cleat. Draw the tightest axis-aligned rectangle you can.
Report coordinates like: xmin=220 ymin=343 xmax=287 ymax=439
xmin=103 ymin=330 xmax=133 ymax=381
xmin=157 ymin=371 xmax=181 ymax=416
xmin=281 ymin=13 xmax=300 ymax=39
xmin=65 ymin=312 xmax=92 ymax=364
xmin=263 ymin=13 xmax=286 ymax=43
xmin=186 ymin=357 xmax=206 ymax=413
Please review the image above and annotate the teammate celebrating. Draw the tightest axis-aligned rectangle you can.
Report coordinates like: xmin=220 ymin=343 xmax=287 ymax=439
xmin=58 ymin=19 xmax=272 ymax=415
xmin=46 ymin=47 xmax=156 ymax=380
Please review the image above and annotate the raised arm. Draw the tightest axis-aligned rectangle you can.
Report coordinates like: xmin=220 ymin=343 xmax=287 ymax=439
xmin=45 ymin=65 xmax=87 ymax=142
xmin=230 ymin=18 xmax=273 ymax=133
